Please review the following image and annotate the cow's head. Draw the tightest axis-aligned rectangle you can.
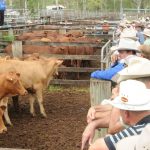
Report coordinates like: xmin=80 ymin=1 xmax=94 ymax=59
xmin=5 ymin=72 xmax=27 ymax=96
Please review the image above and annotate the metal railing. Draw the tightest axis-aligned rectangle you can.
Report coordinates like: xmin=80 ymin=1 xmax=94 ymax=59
xmin=100 ymin=40 xmax=112 ymax=70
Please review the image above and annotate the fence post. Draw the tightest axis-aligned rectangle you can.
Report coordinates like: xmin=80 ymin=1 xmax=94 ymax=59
xmin=90 ymin=78 xmax=112 ymax=141
xmin=12 ymin=41 xmax=23 ymax=58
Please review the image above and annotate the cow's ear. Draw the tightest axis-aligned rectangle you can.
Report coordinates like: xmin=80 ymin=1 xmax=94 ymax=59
xmin=56 ymin=60 xmax=63 ymax=66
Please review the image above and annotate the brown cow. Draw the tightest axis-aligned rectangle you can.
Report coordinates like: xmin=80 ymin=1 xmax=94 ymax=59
xmin=0 ymin=58 xmax=63 ymax=121
xmin=0 ymin=71 xmax=27 ymax=133
xmin=0 ymin=71 xmax=27 ymax=99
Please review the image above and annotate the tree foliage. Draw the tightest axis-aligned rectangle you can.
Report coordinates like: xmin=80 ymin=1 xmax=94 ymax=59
xmin=6 ymin=0 xmax=150 ymax=12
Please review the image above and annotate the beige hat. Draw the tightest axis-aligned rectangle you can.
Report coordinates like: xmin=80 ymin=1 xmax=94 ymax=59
xmin=116 ymin=124 xmax=150 ymax=150
xmin=117 ymin=38 xmax=140 ymax=52
xmin=103 ymin=80 xmax=150 ymax=111
xmin=120 ymin=28 xmax=138 ymax=41
xmin=112 ymin=57 xmax=150 ymax=83
xmin=143 ymin=28 xmax=150 ymax=37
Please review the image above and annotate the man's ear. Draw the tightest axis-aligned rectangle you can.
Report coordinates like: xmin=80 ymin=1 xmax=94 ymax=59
xmin=124 ymin=110 xmax=130 ymax=124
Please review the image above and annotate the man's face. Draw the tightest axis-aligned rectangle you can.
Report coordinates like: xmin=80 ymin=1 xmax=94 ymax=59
xmin=118 ymin=50 xmax=131 ymax=60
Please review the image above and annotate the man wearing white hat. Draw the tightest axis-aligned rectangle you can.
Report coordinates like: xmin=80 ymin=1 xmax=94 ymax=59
xmin=91 ymin=38 xmax=140 ymax=80
xmin=88 ymin=79 xmax=150 ymax=150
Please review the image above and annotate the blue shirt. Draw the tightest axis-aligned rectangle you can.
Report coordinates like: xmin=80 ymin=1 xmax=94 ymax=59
xmin=0 ymin=0 xmax=6 ymax=11
xmin=136 ymin=31 xmax=145 ymax=44
xmin=91 ymin=62 xmax=125 ymax=81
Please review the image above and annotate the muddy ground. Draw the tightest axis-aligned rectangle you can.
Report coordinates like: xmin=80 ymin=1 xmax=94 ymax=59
xmin=0 ymin=86 xmax=90 ymax=150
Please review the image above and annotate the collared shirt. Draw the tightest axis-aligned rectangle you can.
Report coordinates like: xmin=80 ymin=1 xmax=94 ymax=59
xmin=136 ymin=31 xmax=145 ymax=44
xmin=104 ymin=115 xmax=150 ymax=150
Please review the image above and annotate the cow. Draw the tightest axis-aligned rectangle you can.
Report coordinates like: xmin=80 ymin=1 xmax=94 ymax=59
xmin=0 ymin=58 xmax=63 ymax=125
xmin=0 ymin=71 xmax=27 ymax=99
xmin=0 ymin=71 xmax=27 ymax=133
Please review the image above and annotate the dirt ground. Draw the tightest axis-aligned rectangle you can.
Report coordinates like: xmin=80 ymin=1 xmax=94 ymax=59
xmin=0 ymin=86 xmax=90 ymax=150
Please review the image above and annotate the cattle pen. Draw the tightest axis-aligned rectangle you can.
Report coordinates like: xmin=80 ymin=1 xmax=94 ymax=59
xmin=0 ymin=23 xmax=115 ymax=86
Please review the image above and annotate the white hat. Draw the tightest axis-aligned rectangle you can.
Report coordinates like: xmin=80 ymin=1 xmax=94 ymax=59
xmin=112 ymin=57 xmax=150 ymax=83
xmin=120 ymin=29 xmax=138 ymax=41
xmin=116 ymin=124 xmax=150 ymax=150
xmin=117 ymin=38 xmax=140 ymax=52
xmin=103 ymin=80 xmax=150 ymax=111
xmin=143 ymin=28 xmax=150 ymax=37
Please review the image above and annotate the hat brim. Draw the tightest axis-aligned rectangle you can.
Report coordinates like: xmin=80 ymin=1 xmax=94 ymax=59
xmin=121 ymin=36 xmax=139 ymax=41
xmin=117 ymin=47 xmax=140 ymax=53
xmin=112 ymin=74 xmax=150 ymax=83
xmin=143 ymin=33 xmax=150 ymax=37
xmin=103 ymin=96 xmax=150 ymax=111
xmin=116 ymin=136 xmax=138 ymax=150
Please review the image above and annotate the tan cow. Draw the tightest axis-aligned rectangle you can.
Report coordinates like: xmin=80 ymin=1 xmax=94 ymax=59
xmin=0 ymin=71 xmax=27 ymax=133
xmin=0 ymin=71 xmax=27 ymax=99
xmin=0 ymin=58 xmax=63 ymax=121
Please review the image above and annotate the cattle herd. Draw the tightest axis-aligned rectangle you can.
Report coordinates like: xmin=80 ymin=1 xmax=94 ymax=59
xmin=0 ymin=56 xmax=63 ymax=133
xmin=5 ymin=30 xmax=101 ymax=72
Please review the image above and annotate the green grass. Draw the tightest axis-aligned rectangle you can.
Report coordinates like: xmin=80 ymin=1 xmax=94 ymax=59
xmin=48 ymin=85 xmax=89 ymax=93
xmin=3 ymin=35 xmax=15 ymax=41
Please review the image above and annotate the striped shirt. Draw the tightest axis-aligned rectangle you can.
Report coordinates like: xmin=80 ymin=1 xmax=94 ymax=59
xmin=104 ymin=115 xmax=150 ymax=150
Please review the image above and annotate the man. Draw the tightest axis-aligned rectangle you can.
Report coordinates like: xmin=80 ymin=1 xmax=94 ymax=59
xmin=88 ymin=79 xmax=150 ymax=150
xmin=102 ymin=20 xmax=110 ymax=34
xmin=135 ymin=23 xmax=145 ymax=44
xmin=91 ymin=38 xmax=140 ymax=80
xmin=0 ymin=0 xmax=6 ymax=26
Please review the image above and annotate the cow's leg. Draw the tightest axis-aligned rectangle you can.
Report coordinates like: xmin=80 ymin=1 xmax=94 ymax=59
xmin=29 ymin=94 xmax=36 ymax=117
xmin=0 ymin=107 xmax=7 ymax=133
xmin=2 ymin=97 xmax=13 ymax=126
xmin=36 ymin=89 xmax=47 ymax=118
xmin=12 ymin=96 xmax=20 ymax=112
xmin=4 ymin=106 xmax=12 ymax=126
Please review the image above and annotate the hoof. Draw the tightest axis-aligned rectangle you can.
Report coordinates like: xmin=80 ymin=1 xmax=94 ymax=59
xmin=0 ymin=127 xmax=7 ymax=133
xmin=6 ymin=122 xmax=13 ymax=127
xmin=41 ymin=113 xmax=47 ymax=118
xmin=31 ymin=113 xmax=36 ymax=117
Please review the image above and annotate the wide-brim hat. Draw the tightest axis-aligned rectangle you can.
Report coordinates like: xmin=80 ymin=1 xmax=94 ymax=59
xmin=120 ymin=29 xmax=138 ymax=41
xmin=103 ymin=80 xmax=150 ymax=111
xmin=116 ymin=38 xmax=140 ymax=52
xmin=112 ymin=57 xmax=150 ymax=83
xmin=143 ymin=28 xmax=150 ymax=37
xmin=116 ymin=124 xmax=150 ymax=150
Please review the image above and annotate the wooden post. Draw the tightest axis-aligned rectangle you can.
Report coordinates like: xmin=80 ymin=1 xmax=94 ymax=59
xmin=12 ymin=41 xmax=23 ymax=58
xmin=59 ymin=28 xmax=67 ymax=34
xmin=90 ymin=78 xmax=111 ymax=141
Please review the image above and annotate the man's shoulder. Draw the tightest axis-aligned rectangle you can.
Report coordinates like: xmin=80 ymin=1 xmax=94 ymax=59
xmin=104 ymin=123 xmax=149 ymax=150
